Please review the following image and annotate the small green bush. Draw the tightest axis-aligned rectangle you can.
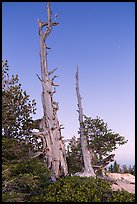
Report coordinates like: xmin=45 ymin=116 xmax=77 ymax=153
xmin=29 ymin=176 xmax=135 ymax=202
xmin=42 ymin=176 xmax=112 ymax=202
xmin=2 ymin=192 xmax=27 ymax=202
xmin=108 ymin=189 xmax=135 ymax=202
xmin=2 ymin=137 xmax=51 ymax=202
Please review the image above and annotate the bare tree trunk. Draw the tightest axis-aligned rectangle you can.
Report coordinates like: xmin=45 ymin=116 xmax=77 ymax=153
xmin=36 ymin=2 xmax=68 ymax=181
xmin=75 ymin=66 xmax=95 ymax=178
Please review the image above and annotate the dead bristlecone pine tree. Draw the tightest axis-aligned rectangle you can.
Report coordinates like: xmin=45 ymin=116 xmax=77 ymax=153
xmin=75 ymin=65 xmax=96 ymax=178
xmin=32 ymin=2 xmax=68 ymax=181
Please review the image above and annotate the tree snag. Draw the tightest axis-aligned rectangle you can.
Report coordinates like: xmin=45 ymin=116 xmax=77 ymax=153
xmin=37 ymin=2 xmax=68 ymax=181
xmin=75 ymin=65 xmax=96 ymax=177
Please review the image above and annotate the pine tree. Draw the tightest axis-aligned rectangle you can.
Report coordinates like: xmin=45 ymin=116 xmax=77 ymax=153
xmin=83 ymin=115 xmax=128 ymax=164
xmin=113 ymin=161 xmax=120 ymax=173
xmin=132 ymin=165 xmax=135 ymax=176
xmin=109 ymin=164 xmax=114 ymax=173
xmin=122 ymin=164 xmax=128 ymax=173
xmin=2 ymin=60 xmax=36 ymax=140
xmin=66 ymin=136 xmax=83 ymax=174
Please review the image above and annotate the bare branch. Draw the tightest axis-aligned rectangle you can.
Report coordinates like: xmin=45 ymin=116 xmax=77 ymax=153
xmin=31 ymin=131 xmax=47 ymax=137
xmin=36 ymin=74 xmax=42 ymax=82
xmin=59 ymin=125 xmax=64 ymax=130
xmin=52 ymin=75 xmax=58 ymax=81
xmin=31 ymin=151 xmax=43 ymax=159
xmin=52 ymin=82 xmax=59 ymax=86
xmin=55 ymin=13 xmax=58 ymax=22
xmin=46 ymin=46 xmax=51 ymax=49
xmin=52 ymin=22 xmax=59 ymax=26
xmin=47 ymin=2 xmax=52 ymax=27
xmin=37 ymin=19 xmax=48 ymax=28
xmin=48 ymin=68 xmax=58 ymax=75
xmin=51 ymin=90 xmax=56 ymax=96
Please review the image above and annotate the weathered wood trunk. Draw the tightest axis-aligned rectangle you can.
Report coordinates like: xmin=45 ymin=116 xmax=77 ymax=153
xmin=36 ymin=2 xmax=68 ymax=180
xmin=75 ymin=66 xmax=95 ymax=177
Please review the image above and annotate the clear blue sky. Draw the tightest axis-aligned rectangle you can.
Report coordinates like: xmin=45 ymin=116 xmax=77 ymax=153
xmin=2 ymin=2 xmax=135 ymax=167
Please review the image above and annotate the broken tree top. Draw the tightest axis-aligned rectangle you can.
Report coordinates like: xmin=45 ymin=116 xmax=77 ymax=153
xmin=37 ymin=2 xmax=59 ymax=42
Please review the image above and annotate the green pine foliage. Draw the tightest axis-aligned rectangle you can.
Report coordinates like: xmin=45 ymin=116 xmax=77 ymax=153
xmin=83 ymin=115 xmax=128 ymax=161
xmin=66 ymin=136 xmax=83 ymax=174
xmin=113 ymin=161 xmax=120 ymax=173
xmin=2 ymin=60 xmax=36 ymax=140
xmin=122 ymin=164 xmax=129 ymax=173
xmin=109 ymin=190 xmax=135 ymax=202
xmin=108 ymin=161 xmax=135 ymax=175
xmin=2 ymin=137 xmax=51 ymax=202
xmin=109 ymin=164 xmax=114 ymax=173
xmin=38 ymin=176 xmax=112 ymax=202
xmin=131 ymin=165 xmax=135 ymax=176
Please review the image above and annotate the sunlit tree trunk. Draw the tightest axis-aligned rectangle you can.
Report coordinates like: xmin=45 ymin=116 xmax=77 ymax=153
xmin=75 ymin=66 xmax=95 ymax=177
xmin=34 ymin=2 xmax=68 ymax=181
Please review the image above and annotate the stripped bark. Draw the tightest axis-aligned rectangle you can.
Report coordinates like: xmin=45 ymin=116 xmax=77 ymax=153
xmin=36 ymin=2 xmax=68 ymax=180
xmin=75 ymin=66 xmax=96 ymax=177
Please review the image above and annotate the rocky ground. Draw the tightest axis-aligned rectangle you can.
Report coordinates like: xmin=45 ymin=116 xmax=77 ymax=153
xmin=105 ymin=173 xmax=135 ymax=194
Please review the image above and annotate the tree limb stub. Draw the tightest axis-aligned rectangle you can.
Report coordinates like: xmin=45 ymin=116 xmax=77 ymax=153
xmin=36 ymin=74 xmax=43 ymax=82
xmin=48 ymin=68 xmax=58 ymax=76
xmin=37 ymin=19 xmax=48 ymax=28
xmin=46 ymin=46 xmax=51 ymax=49
xmin=52 ymin=82 xmax=59 ymax=87
xmin=31 ymin=151 xmax=43 ymax=159
xmin=52 ymin=75 xmax=58 ymax=81
xmin=32 ymin=131 xmax=48 ymax=137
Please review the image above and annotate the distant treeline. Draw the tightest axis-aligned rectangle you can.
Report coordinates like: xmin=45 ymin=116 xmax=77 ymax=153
xmin=106 ymin=161 xmax=135 ymax=175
